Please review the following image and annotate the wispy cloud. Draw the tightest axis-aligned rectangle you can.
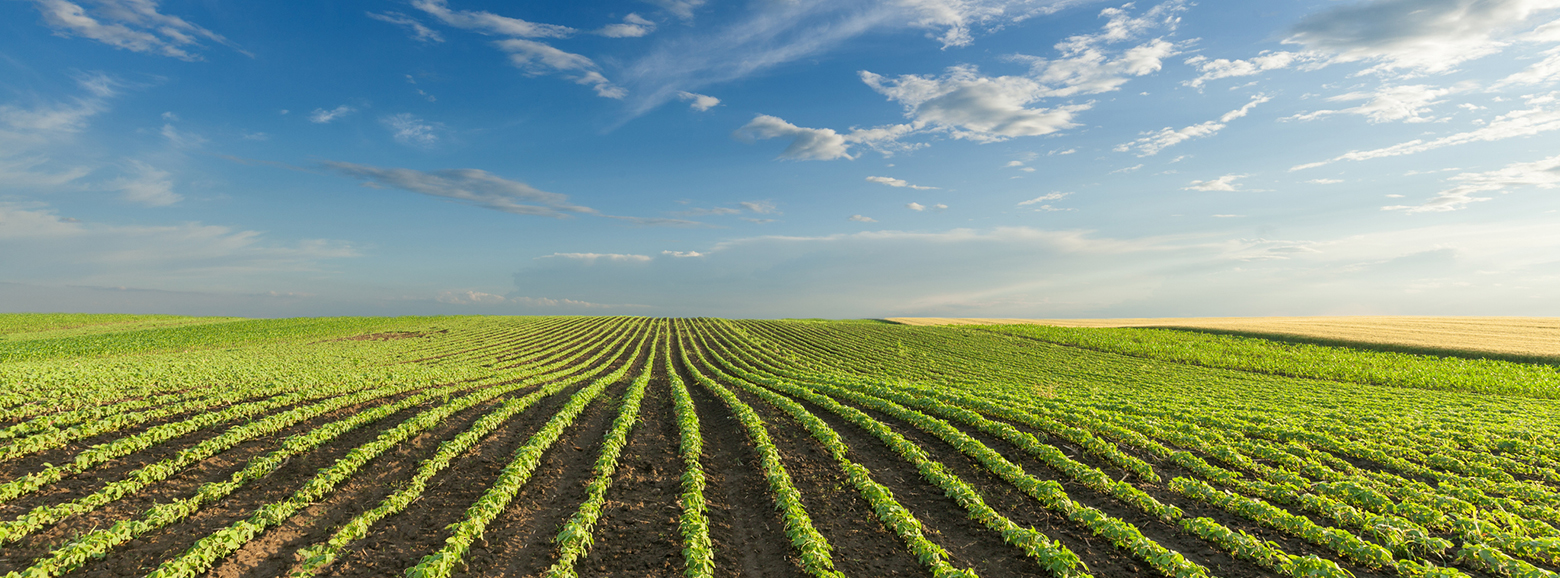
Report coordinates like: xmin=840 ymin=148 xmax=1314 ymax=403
xmin=309 ymin=105 xmax=356 ymax=124
xmin=411 ymin=0 xmax=573 ymax=38
xmin=1286 ymin=84 xmax=1462 ymax=124
xmin=29 ymin=0 xmax=244 ymax=60
xmin=381 ymin=113 xmax=443 ymax=146
xmin=1385 ymin=153 xmax=1560 ymax=212
xmin=598 ymin=13 xmax=655 ymax=38
xmin=849 ymin=214 xmax=877 ymax=222
xmin=733 ymin=115 xmax=912 ymax=160
xmin=1292 ymin=93 xmax=1560 ymax=170
xmin=1184 ymin=174 xmax=1249 ymax=191
xmin=1018 ymin=191 xmax=1072 ymax=205
xmin=676 ymin=91 xmax=720 ymax=111
xmin=1284 ymin=0 xmax=1560 ymax=74
xmin=368 ymin=12 xmax=444 ymax=43
xmin=109 ymin=161 xmax=179 ymax=206
xmin=497 ymin=39 xmax=625 ymax=99
xmin=540 ymin=252 xmax=653 ymax=262
xmin=322 ymin=161 xmax=598 ymax=218
xmin=1116 ymin=94 xmax=1270 ymax=156
xmin=867 ymin=176 xmax=937 ymax=189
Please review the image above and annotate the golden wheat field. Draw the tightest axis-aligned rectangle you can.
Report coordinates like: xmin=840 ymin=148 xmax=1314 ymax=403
xmin=883 ymin=316 xmax=1560 ymax=360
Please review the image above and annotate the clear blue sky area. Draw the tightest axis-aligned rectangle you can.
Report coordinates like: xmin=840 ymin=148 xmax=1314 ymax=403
xmin=3 ymin=0 xmax=1558 ymax=318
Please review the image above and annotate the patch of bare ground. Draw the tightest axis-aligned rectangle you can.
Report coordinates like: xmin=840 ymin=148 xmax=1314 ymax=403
xmin=462 ymin=381 xmax=632 ymax=578
xmin=0 ymin=393 xmax=282 ymax=485
xmin=726 ymin=380 xmax=926 ymax=577
xmin=960 ymin=414 xmax=1279 ymax=578
xmin=674 ymin=350 xmax=806 ymax=578
xmin=579 ymin=359 xmax=682 ymax=577
xmin=314 ymin=379 xmax=587 ymax=578
xmin=37 ymin=396 xmax=440 ymax=578
xmin=325 ymin=330 xmax=449 ymax=343
xmin=202 ymin=382 xmax=547 ymax=578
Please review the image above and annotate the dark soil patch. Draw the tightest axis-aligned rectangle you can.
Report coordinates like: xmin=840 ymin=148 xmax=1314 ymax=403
xmin=462 ymin=380 xmax=633 ymax=578
xmin=672 ymin=343 xmax=806 ymax=578
xmin=202 ymin=382 xmax=547 ymax=578
xmin=726 ymin=379 xmax=926 ymax=577
xmin=580 ymin=355 xmax=684 ymax=577
xmin=317 ymin=379 xmax=589 ymax=578
xmin=326 ymin=330 xmax=449 ymax=343
xmin=37 ymin=395 xmax=442 ymax=578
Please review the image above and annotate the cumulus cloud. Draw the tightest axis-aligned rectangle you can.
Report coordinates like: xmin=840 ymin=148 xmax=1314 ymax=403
xmin=381 ymin=113 xmax=443 ymax=146
xmin=1385 ymin=153 xmax=1560 ymax=212
xmin=323 ymin=161 xmax=597 ymax=218
xmin=1284 ymin=0 xmax=1560 ymax=74
xmin=1185 ymin=174 xmax=1249 ymax=191
xmin=1004 ymin=2 xmax=1188 ymax=96
xmin=907 ymin=202 xmax=926 ymax=211
xmin=411 ymin=0 xmax=573 ymax=38
xmin=866 ymin=175 xmax=937 ymax=189
xmin=1292 ymin=93 xmax=1560 ymax=170
xmin=676 ymin=91 xmax=720 ymax=111
xmin=1116 ymin=94 xmax=1271 ymax=156
xmin=108 ymin=161 xmax=179 ymax=206
xmin=1286 ymin=85 xmax=1462 ymax=124
xmin=29 ymin=0 xmax=242 ymax=60
xmin=541 ymin=252 xmax=653 ymax=262
xmin=497 ymin=39 xmax=625 ymax=99
xmin=368 ymin=12 xmax=444 ymax=43
xmin=598 ymin=13 xmax=655 ymax=37
xmin=733 ymin=115 xmax=851 ymax=160
xmin=861 ymin=65 xmax=1091 ymax=142
xmin=848 ymin=214 xmax=877 ymax=222
xmin=309 ymin=105 xmax=355 ymax=124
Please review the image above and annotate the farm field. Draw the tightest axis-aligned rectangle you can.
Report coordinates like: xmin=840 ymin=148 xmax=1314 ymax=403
xmin=0 ymin=315 xmax=1558 ymax=578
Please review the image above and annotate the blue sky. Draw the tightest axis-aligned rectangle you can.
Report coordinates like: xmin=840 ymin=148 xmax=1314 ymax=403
xmin=2 ymin=0 xmax=1559 ymax=318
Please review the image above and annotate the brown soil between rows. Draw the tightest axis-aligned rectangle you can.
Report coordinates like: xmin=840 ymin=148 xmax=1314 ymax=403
xmin=203 ymin=380 xmax=553 ymax=578
xmin=56 ymin=396 xmax=443 ymax=578
xmin=579 ymin=355 xmax=683 ymax=577
xmin=724 ymin=376 xmax=927 ymax=577
xmin=672 ymin=341 xmax=806 ymax=578
xmin=0 ymin=387 xmax=430 ymax=535
xmin=0 ymin=392 xmax=281 ymax=484
xmin=317 ymin=380 xmax=591 ymax=578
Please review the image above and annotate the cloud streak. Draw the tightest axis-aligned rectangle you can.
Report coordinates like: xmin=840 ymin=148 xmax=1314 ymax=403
xmin=322 ymin=161 xmax=598 ymax=218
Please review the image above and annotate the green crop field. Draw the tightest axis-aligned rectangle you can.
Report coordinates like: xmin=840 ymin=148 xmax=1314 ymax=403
xmin=0 ymin=315 xmax=1556 ymax=578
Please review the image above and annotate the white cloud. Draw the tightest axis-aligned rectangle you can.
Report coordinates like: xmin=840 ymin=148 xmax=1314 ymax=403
xmin=1005 ymin=160 xmax=1025 ymax=167
xmin=436 ymin=290 xmax=507 ymax=304
xmin=866 ymin=175 xmax=937 ymax=189
xmin=1385 ymin=153 xmax=1560 ymax=212
xmin=368 ymin=12 xmax=444 ymax=43
xmin=1109 ymin=164 xmax=1144 ymax=174
xmin=1284 ymin=0 xmax=1560 ymax=74
xmin=1308 ymin=178 xmax=1344 ymax=184
xmin=497 ymin=39 xmax=626 ymax=99
xmin=861 ymin=65 xmax=1092 ymax=142
xmin=662 ymin=250 xmax=705 ymax=258
xmin=160 ymin=123 xmax=205 ymax=148
xmin=1116 ymin=94 xmax=1271 ymax=156
xmin=1184 ymin=52 xmax=1315 ymax=88
xmin=1292 ymin=94 xmax=1560 ymax=169
xmin=645 ymin=0 xmax=707 ymax=20
xmin=1495 ymin=46 xmax=1560 ymax=86
xmin=734 ymin=115 xmax=853 ymax=160
xmin=29 ymin=0 xmax=241 ymax=60
xmin=1185 ymin=174 xmax=1249 ymax=191
xmin=541 ymin=252 xmax=653 ymax=262
xmin=411 ymin=0 xmax=573 ymax=38
xmin=672 ymin=206 xmax=741 ymax=217
xmin=1048 ymin=148 xmax=1077 ymax=155
xmin=740 ymin=200 xmax=780 ymax=214
xmin=1211 ymin=214 xmax=1245 ymax=218
xmin=907 ymin=202 xmax=926 ymax=211
xmin=598 ymin=13 xmax=656 ymax=38
xmin=309 ymin=105 xmax=356 ymax=124
xmin=1286 ymin=85 xmax=1460 ymax=124
xmin=381 ymin=113 xmax=443 ymax=146
xmin=676 ymin=91 xmax=721 ymax=111
xmin=0 ymin=202 xmax=356 ymax=288
xmin=109 ymin=161 xmax=179 ymax=206
xmin=0 ymin=157 xmax=91 ymax=189
xmin=323 ymin=161 xmax=597 ymax=218
xmin=1018 ymin=191 xmax=1071 ymax=205
xmin=1004 ymin=2 xmax=1189 ymax=96
xmin=849 ymin=214 xmax=877 ymax=222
